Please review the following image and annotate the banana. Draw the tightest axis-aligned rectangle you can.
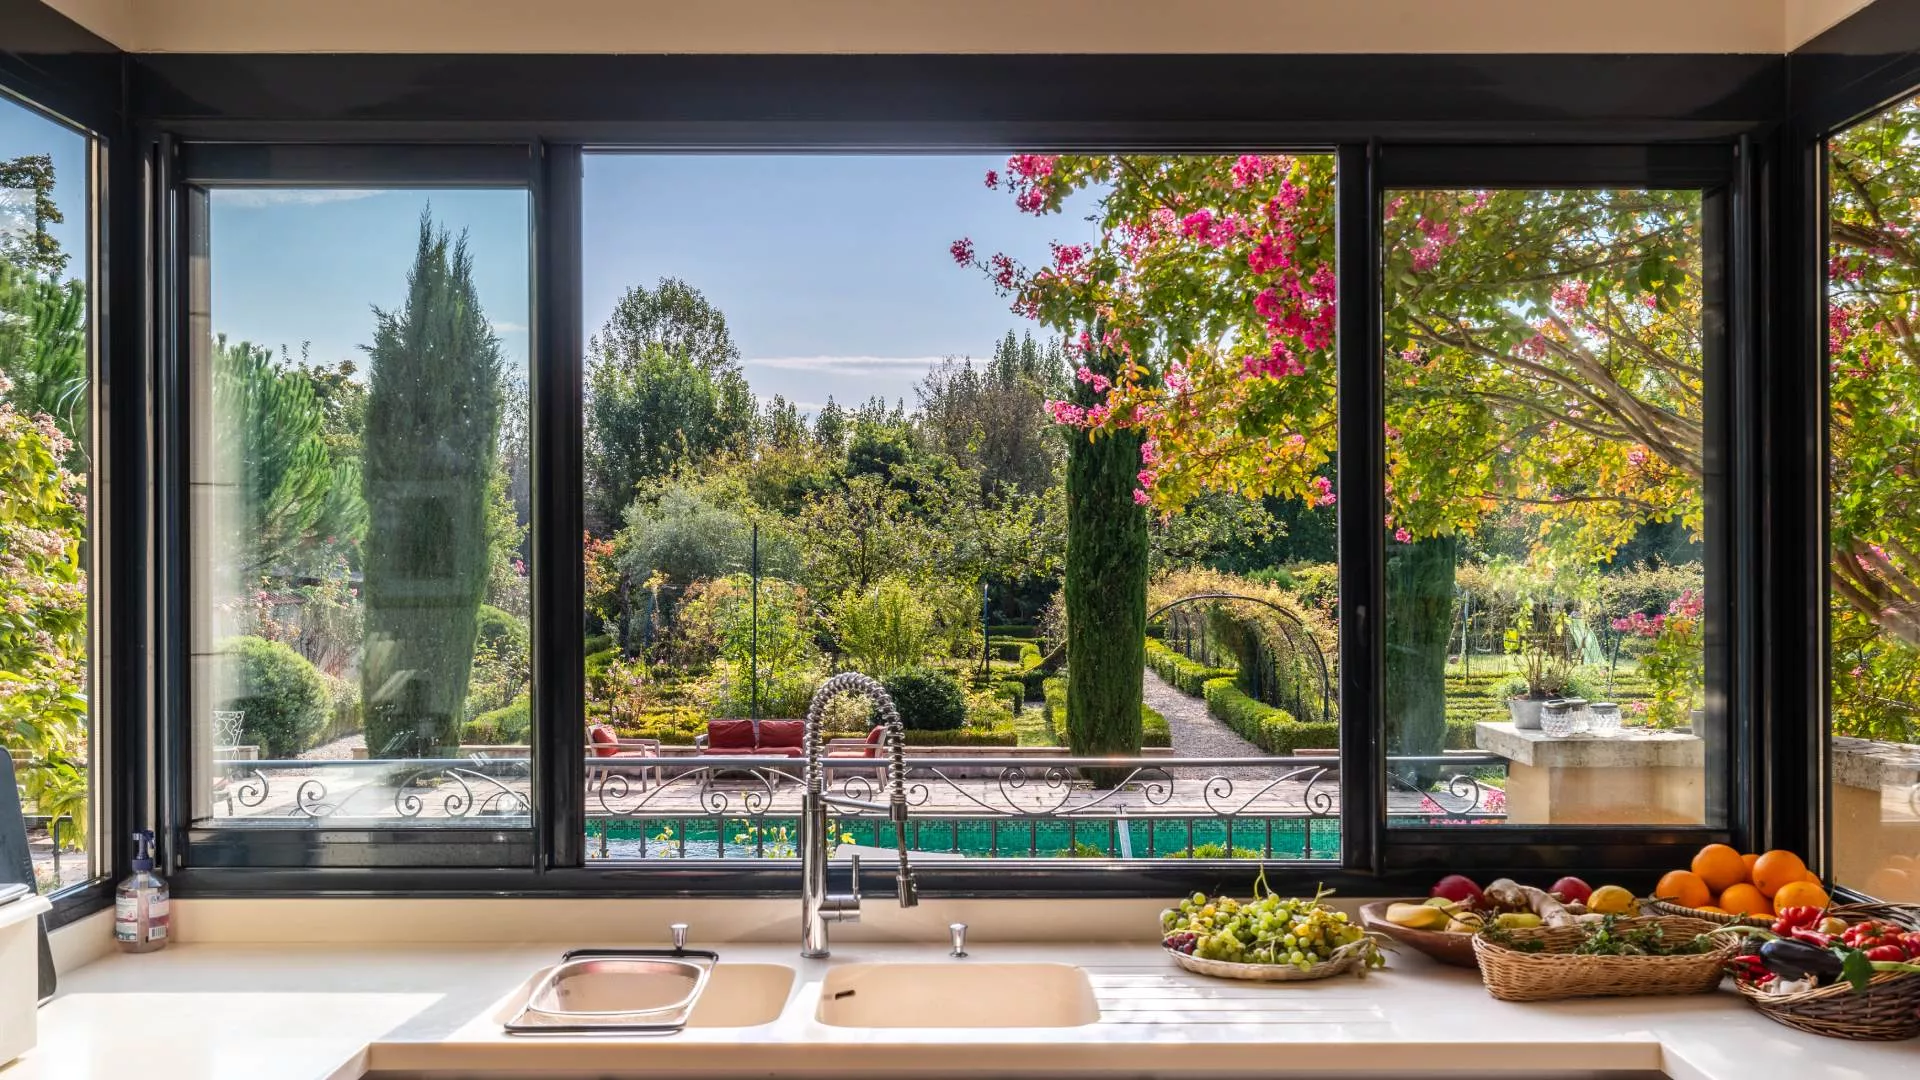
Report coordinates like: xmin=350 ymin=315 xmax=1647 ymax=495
xmin=1386 ymin=902 xmax=1452 ymax=931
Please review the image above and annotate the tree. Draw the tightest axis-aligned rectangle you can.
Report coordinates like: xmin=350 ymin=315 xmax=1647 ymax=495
xmin=915 ymin=331 xmax=1066 ymax=498
xmin=0 ymin=261 xmax=87 ymax=460
xmin=1063 ymin=342 xmax=1148 ymax=778
xmin=585 ymin=342 xmax=754 ymax=533
xmin=1827 ymin=95 xmax=1920 ymax=742
xmin=0 ymin=154 xmax=67 ymax=278
xmin=963 ymin=153 xmax=1707 ymax=767
xmin=0 ymin=371 xmax=89 ymax=849
xmin=212 ymin=336 xmax=364 ymax=576
xmin=591 ymin=276 xmax=742 ymax=376
xmin=360 ymin=216 xmax=504 ymax=756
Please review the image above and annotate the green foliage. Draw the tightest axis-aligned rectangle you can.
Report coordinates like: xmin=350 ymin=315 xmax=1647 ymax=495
xmin=1144 ymin=638 xmax=1237 ymax=696
xmin=213 ymin=335 xmax=365 ymax=575
xmin=0 ymin=261 xmax=87 ymax=457
xmin=1044 ymin=676 xmax=1166 ymax=749
xmin=902 ymin=727 xmax=1018 ymax=747
xmin=0 ymin=154 xmax=67 ymax=277
xmin=360 ymin=215 xmax=503 ymax=756
xmin=832 ymin=577 xmax=941 ymax=676
xmin=613 ymin=706 xmax=707 ymax=745
xmin=463 ymin=693 xmax=531 ymax=745
xmin=882 ymin=667 xmax=968 ymax=732
xmin=221 ymin=635 xmax=330 ymax=757
xmin=620 ymin=484 xmax=763 ymax=586
xmin=1386 ymin=536 xmax=1454 ymax=782
xmin=467 ymin=603 xmax=531 ymax=721
xmin=913 ymin=330 xmax=1065 ymax=499
xmin=988 ymin=624 xmax=1039 ymax=639
xmin=1202 ymin=677 xmax=1338 ymax=756
xmin=0 ymin=378 xmax=88 ymax=846
xmin=1141 ymin=703 xmax=1171 ymax=748
xmin=1164 ymin=843 xmax=1263 ymax=859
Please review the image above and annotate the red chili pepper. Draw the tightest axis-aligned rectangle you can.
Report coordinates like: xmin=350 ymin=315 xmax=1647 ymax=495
xmin=1864 ymin=944 xmax=1909 ymax=963
xmin=1788 ymin=927 xmax=1835 ymax=948
xmin=1771 ymin=906 xmax=1824 ymax=935
xmin=1727 ymin=954 xmax=1768 ymax=982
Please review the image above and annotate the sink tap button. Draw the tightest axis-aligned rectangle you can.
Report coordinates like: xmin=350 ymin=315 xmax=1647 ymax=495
xmin=949 ymin=922 xmax=968 ymax=958
xmin=670 ymin=922 xmax=689 ymax=951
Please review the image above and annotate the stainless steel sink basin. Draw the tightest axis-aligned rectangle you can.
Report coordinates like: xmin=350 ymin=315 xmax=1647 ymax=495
xmin=815 ymin=962 xmax=1100 ymax=1028
xmin=505 ymin=954 xmax=796 ymax=1033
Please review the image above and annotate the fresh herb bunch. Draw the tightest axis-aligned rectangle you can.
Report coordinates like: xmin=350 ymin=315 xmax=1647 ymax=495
xmin=1482 ymin=915 xmax=1715 ymax=956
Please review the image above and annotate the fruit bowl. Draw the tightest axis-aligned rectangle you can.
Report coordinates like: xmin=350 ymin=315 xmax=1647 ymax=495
xmin=1164 ymin=936 xmax=1379 ymax=982
xmin=1358 ymin=900 xmax=1480 ymax=969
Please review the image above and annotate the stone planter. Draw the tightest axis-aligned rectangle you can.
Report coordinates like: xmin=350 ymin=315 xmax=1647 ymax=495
xmin=1508 ymin=697 xmax=1546 ymax=730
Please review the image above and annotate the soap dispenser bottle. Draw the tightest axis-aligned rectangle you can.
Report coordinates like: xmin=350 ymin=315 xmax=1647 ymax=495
xmin=114 ymin=830 xmax=170 ymax=953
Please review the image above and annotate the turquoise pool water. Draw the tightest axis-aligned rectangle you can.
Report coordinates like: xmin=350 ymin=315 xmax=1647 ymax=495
xmin=587 ymin=816 xmax=1341 ymax=861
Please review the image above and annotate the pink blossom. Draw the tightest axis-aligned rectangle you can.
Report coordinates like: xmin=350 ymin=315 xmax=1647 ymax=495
xmin=1231 ymin=155 xmax=1275 ymax=189
xmin=1044 ymin=400 xmax=1086 ymax=426
xmin=1550 ymin=279 xmax=1590 ymax=310
xmin=1007 ymin=154 xmax=1056 ymax=181
xmin=1411 ymin=244 xmax=1442 ymax=273
xmin=1140 ymin=439 xmax=1161 ymax=466
xmin=988 ymin=252 xmax=1017 ymax=290
xmin=1311 ymin=476 xmax=1335 ymax=508
xmin=1394 ymin=527 xmax=1413 ymax=544
xmin=949 ymin=238 xmax=974 ymax=265
xmin=1137 ymin=469 xmax=1157 ymax=489
xmin=1073 ymin=366 xmax=1112 ymax=394
xmin=983 ymin=169 xmax=1000 ymax=189
xmin=1247 ymin=234 xmax=1291 ymax=274
xmin=1180 ymin=210 xmax=1215 ymax=239
xmin=1132 ymin=489 xmax=1151 ymax=506
xmin=1051 ymin=241 xmax=1087 ymax=270
xmin=1276 ymin=179 xmax=1303 ymax=209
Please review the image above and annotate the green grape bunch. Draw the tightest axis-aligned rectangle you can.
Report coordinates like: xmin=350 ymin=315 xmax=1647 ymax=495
xmin=1161 ymin=879 xmax=1387 ymax=973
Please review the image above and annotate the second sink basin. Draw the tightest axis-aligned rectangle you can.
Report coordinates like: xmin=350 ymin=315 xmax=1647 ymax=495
xmin=816 ymin=962 xmax=1100 ymax=1028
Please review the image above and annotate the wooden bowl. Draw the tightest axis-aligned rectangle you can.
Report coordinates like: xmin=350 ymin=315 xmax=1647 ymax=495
xmin=1358 ymin=900 xmax=1480 ymax=969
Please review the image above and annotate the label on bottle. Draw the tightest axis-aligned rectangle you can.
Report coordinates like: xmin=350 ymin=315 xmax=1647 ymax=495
xmin=114 ymin=896 xmax=139 ymax=941
xmin=147 ymin=923 xmax=168 ymax=942
xmin=148 ymin=895 xmax=170 ymax=919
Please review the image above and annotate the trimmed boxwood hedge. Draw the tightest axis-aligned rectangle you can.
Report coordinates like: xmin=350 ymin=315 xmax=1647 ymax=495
xmin=901 ymin=727 xmax=1018 ymax=747
xmin=1144 ymin=638 xmax=1236 ymax=696
xmin=1201 ymin=676 xmax=1338 ymax=755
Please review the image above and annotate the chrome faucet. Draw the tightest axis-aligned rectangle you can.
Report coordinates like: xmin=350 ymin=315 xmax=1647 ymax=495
xmin=800 ymin=672 xmax=919 ymax=958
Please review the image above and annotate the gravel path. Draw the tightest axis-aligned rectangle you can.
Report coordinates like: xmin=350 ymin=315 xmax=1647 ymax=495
xmin=1142 ymin=669 xmax=1263 ymax=766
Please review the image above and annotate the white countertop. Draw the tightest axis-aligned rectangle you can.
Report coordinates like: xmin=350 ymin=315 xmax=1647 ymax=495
xmin=14 ymin=938 xmax=1917 ymax=1079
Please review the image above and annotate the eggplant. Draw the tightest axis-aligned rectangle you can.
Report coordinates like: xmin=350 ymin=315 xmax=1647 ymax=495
xmin=1760 ymin=939 xmax=1844 ymax=981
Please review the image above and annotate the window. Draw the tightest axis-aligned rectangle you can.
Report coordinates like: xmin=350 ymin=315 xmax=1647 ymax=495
xmin=1381 ymin=185 xmax=1718 ymax=828
xmin=578 ymin=153 xmax=1344 ymax=865
xmin=184 ymin=182 xmax=534 ymax=853
xmin=0 ymin=92 xmax=99 ymax=893
xmin=1828 ymin=98 xmax=1920 ymax=903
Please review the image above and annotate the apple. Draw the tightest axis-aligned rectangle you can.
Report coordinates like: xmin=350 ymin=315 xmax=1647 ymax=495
xmin=1549 ymin=876 xmax=1593 ymax=905
xmin=1431 ymin=874 xmax=1485 ymax=908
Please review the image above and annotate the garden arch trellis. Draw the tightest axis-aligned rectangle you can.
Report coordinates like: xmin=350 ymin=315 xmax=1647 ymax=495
xmin=1149 ymin=592 xmax=1335 ymax=724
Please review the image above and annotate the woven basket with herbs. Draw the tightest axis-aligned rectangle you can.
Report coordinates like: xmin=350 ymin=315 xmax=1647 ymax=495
xmin=1724 ymin=902 xmax=1920 ymax=1041
xmin=1471 ymin=916 xmax=1735 ymax=1002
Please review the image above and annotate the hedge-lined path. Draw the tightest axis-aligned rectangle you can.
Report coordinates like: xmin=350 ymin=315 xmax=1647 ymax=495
xmin=1142 ymin=669 xmax=1264 ymax=770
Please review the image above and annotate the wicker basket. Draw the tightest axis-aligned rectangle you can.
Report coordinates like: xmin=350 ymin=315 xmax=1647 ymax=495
xmin=1644 ymin=898 xmax=1771 ymax=928
xmin=1732 ymin=902 xmax=1920 ymax=1041
xmin=1471 ymin=916 xmax=1736 ymax=1002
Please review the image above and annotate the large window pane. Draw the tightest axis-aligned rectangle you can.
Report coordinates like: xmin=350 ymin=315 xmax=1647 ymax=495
xmin=1382 ymin=187 xmax=1714 ymax=828
xmin=188 ymin=188 xmax=532 ymax=834
xmin=1 ymin=95 xmax=96 ymax=891
xmin=1828 ymin=99 xmax=1920 ymax=903
xmin=580 ymin=154 xmax=1340 ymax=864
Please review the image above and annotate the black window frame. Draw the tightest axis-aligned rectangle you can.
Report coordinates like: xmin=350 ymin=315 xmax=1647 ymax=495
xmin=5 ymin=15 xmax=1905 ymax=903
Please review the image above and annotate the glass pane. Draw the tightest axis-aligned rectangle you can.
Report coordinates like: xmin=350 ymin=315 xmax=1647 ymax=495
xmin=1 ymin=96 xmax=95 ymax=890
xmin=188 ymin=188 xmax=532 ymax=834
xmin=581 ymin=153 xmax=1339 ymax=864
xmin=1382 ymin=188 xmax=1715 ymax=828
xmin=1828 ymin=99 xmax=1920 ymax=903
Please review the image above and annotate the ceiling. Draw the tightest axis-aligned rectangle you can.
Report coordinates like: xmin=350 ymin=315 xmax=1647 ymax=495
xmin=40 ymin=0 xmax=1878 ymax=54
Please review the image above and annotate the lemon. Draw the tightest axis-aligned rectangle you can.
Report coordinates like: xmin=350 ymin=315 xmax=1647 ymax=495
xmin=1587 ymin=885 xmax=1638 ymax=916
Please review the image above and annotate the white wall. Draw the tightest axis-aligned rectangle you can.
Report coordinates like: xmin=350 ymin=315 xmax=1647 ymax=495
xmin=40 ymin=0 xmax=1855 ymax=55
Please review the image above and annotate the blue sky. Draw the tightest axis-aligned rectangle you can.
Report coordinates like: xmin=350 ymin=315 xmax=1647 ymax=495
xmin=0 ymin=95 xmax=92 ymax=283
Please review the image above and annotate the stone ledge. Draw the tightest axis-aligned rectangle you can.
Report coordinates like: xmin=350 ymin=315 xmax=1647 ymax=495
xmin=1831 ymin=735 xmax=1920 ymax=791
xmin=1475 ymin=720 xmax=1703 ymax=769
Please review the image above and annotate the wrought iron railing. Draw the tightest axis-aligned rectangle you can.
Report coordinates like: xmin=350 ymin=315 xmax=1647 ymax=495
xmin=205 ymin=750 xmax=1510 ymax=859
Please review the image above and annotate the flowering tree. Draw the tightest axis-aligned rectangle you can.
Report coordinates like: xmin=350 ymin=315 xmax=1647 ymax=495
xmin=960 ymin=153 xmax=1708 ymax=762
xmin=1828 ymin=96 xmax=1920 ymax=742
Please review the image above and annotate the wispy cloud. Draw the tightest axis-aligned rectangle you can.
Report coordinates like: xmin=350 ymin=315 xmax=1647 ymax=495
xmin=746 ymin=355 xmax=946 ymax=376
xmin=491 ymin=320 xmax=527 ymax=334
xmin=214 ymin=189 xmax=385 ymax=209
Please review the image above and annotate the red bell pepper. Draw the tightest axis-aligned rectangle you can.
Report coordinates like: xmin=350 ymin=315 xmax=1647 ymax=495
xmin=1771 ymin=906 xmax=1825 ymax=936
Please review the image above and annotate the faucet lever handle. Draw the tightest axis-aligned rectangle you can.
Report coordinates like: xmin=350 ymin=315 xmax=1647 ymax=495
xmin=846 ymin=852 xmax=862 ymax=907
xmin=949 ymin=922 xmax=968 ymax=958
xmin=669 ymin=922 xmax=688 ymax=951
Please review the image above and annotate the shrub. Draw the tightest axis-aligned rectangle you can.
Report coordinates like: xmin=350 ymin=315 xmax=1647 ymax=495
xmin=987 ymin=624 xmax=1038 ymax=638
xmin=221 ymin=635 xmax=330 ymax=757
xmin=1164 ymin=843 xmax=1263 ymax=859
xmin=989 ymin=638 xmax=1026 ymax=664
xmin=1202 ymin=677 xmax=1338 ymax=755
xmin=463 ymin=693 xmax=531 ymax=745
xmin=901 ymin=726 xmax=1017 ymax=747
xmin=476 ymin=603 xmax=528 ymax=657
xmin=617 ymin=707 xmax=706 ymax=745
xmin=585 ymin=648 xmax=620 ymax=693
xmin=1046 ymin=676 xmax=1168 ymax=748
xmin=583 ymin=632 xmax=614 ymax=655
xmin=832 ymin=577 xmax=940 ymax=676
xmin=993 ymin=679 xmax=1025 ymax=713
xmin=1144 ymin=638 xmax=1236 ymax=696
xmin=884 ymin=667 xmax=968 ymax=731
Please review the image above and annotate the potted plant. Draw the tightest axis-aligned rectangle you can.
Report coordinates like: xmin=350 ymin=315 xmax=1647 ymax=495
xmin=1613 ymin=590 xmax=1704 ymax=731
xmin=1503 ymin=599 xmax=1574 ymax=729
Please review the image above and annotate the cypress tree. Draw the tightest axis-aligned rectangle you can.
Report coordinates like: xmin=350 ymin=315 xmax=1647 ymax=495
xmin=360 ymin=215 xmax=504 ymax=756
xmin=1385 ymin=533 xmax=1456 ymax=787
xmin=1063 ymin=344 xmax=1148 ymax=786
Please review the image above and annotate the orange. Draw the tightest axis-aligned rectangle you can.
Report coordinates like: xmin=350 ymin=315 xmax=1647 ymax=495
xmin=1741 ymin=853 xmax=1760 ymax=880
xmin=1718 ymin=883 xmax=1773 ymax=918
xmin=1771 ymin=881 xmax=1830 ymax=911
xmin=1752 ymin=850 xmax=1810 ymax=898
xmin=1802 ymin=869 xmax=1821 ymax=884
xmin=1692 ymin=844 xmax=1748 ymax=893
xmin=1655 ymin=870 xmax=1712 ymax=910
